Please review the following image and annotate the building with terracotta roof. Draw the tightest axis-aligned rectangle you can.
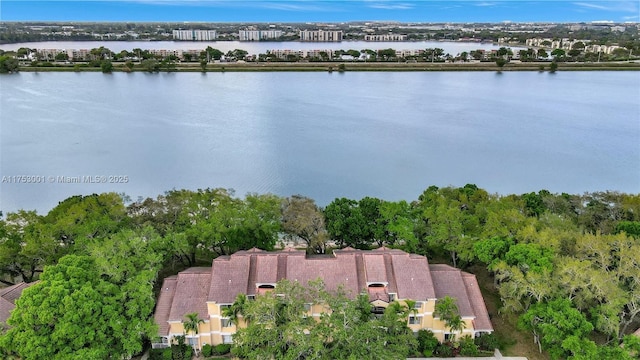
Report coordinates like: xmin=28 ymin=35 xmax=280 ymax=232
xmin=153 ymin=247 xmax=493 ymax=349
xmin=0 ymin=282 xmax=35 ymax=326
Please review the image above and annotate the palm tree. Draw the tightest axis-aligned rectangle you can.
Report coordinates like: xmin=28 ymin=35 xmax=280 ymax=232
xmin=183 ymin=312 xmax=204 ymax=336
xmin=446 ymin=315 xmax=466 ymax=341
xmin=222 ymin=293 xmax=248 ymax=326
xmin=435 ymin=296 xmax=466 ymax=341
xmin=404 ymin=299 xmax=419 ymax=325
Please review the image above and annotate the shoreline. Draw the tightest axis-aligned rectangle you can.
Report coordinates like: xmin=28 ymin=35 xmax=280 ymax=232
xmin=16 ymin=61 xmax=640 ymax=72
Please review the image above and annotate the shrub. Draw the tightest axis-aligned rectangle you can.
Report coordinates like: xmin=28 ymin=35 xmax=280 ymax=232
xmin=416 ymin=330 xmax=439 ymax=356
xmin=202 ymin=344 xmax=213 ymax=357
xmin=459 ymin=335 xmax=480 ymax=356
xmin=213 ymin=344 xmax=232 ymax=355
xmin=475 ymin=332 xmax=502 ymax=351
xmin=148 ymin=348 xmax=171 ymax=360
xmin=101 ymin=60 xmax=113 ymax=73
xmin=184 ymin=346 xmax=193 ymax=359
xmin=435 ymin=342 xmax=453 ymax=358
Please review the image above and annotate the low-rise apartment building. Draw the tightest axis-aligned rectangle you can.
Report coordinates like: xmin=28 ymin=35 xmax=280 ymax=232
xmin=153 ymin=247 xmax=493 ymax=349
xmin=364 ymin=34 xmax=408 ymax=41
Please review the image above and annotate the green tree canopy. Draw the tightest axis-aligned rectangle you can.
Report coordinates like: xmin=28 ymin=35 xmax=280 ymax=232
xmin=1 ymin=255 xmax=157 ymax=359
xmin=518 ymin=298 xmax=594 ymax=359
xmin=231 ymin=279 xmax=417 ymax=359
xmin=281 ymin=195 xmax=328 ymax=253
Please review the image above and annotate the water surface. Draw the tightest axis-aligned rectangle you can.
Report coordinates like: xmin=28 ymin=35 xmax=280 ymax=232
xmin=1 ymin=71 xmax=638 ymax=213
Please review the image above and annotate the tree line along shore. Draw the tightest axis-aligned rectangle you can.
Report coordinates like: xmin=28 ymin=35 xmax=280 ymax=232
xmin=2 ymin=44 xmax=640 ymax=73
xmin=1 ymin=187 xmax=640 ymax=359
xmin=7 ymin=60 xmax=640 ymax=73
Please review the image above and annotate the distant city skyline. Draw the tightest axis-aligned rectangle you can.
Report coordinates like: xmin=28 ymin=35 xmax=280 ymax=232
xmin=1 ymin=0 xmax=638 ymax=23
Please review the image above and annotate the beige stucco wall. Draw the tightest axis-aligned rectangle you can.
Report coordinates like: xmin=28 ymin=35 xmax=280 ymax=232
xmin=169 ymin=298 xmax=478 ymax=348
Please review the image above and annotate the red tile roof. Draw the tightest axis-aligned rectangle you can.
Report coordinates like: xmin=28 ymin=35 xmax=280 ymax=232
xmin=462 ymin=273 xmax=493 ymax=332
xmin=0 ymin=282 xmax=36 ymax=325
xmin=0 ymin=297 xmax=14 ymax=325
xmin=154 ymin=276 xmax=177 ymax=336
xmin=168 ymin=268 xmax=211 ymax=322
xmin=156 ymin=248 xmax=492 ymax=333
xmin=429 ymin=264 xmax=474 ymax=317
xmin=0 ymin=282 xmax=33 ymax=304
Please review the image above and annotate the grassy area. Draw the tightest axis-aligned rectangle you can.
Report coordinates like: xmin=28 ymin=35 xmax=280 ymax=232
xmin=469 ymin=264 xmax=550 ymax=360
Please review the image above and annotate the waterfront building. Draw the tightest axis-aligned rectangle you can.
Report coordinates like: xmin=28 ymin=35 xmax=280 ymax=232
xmin=173 ymin=30 xmax=217 ymax=41
xmin=36 ymin=48 xmax=70 ymax=61
xmin=364 ymin=34 xmax=408 ymax=41
xmin=152 ymin=247 xmax=493 ymax=349
xmin=266 ymin=49 xmax=304 ymax=60
xmin=299 ymin=30 xmax=343 ymax=42
xmin=71 ymin=49 xmax=91 ymax=61
xmin=238 ymin=30 xmax=283 ymax=41
xmin=149 ymin=49 xmax=181 ymax=58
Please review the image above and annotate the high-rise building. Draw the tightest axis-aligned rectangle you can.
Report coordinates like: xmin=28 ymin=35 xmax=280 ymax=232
xmin=238 ymin=30 xmax=283 ymax=41
xmin=172 ymin=30 xmax=217 ymax=41
xmin=299 ymin=30 xmax=343 ymax=42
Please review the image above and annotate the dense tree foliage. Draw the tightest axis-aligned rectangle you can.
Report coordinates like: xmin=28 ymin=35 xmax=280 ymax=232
xmin=1 ymin=186 xmax=639 ymax=358
xmin=0 ymin=55 xmax=19 ymax=73
xmin=128 ymin=189 xmax=281 ymax=265
xmin=281 ymin=195 xmax=328 ymax=253
xmin=1 ymin=252 xmax=160 ymax=359
xmin=231 ymin=279 xmax=417 ymax=359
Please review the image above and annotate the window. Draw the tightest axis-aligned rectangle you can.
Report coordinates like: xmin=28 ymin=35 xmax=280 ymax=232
xmin=187 ymin=337 xmax=198 ymax=346
xmin=368 ymin=283 xmax=385 ymax=289
xmin=221 ymin=318 xmax=232 ymax=327
xmin=304 ymin=303 xmax=312 ymax=312
xmin=247 ymin=295 xmax=255 ymax=300
xmin=408 ymin=316 xmax=420 ymax=325
xmin=414 ymin=301 xmax=422 ymax=309
xmin=222 ymin=335 xmax=233 ymax=344
xmin=220 ymin=304 xmax=231 ymax=310
xmin=388 ymin=293 xmax=396 ymax=302
xmin=444 ymin=333 xmax=453 ymax=341
xmin=258 ymin=284 xmax=276 ymax=295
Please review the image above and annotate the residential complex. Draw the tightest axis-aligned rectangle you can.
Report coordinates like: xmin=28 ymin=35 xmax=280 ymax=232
xmin=152 ymin=247 xmax=493 ymax=349
xmin=172 ymin=30 xmax=217 ymax=41
xmin=524 ymin=38 xmax=622 ymax=54
xmin=299 ymin=30 xmax=343 ymax=42
xmin=238 ymin=30 xmax=283 ymax=41
xmin=364 ymin=34 xmax=408 ymax=41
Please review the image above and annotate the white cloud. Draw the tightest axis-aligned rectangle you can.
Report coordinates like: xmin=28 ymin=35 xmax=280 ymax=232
xmin=573 ymin=1 xmax=638 ymax=13
xmin=363 ymin=0 xmax=414 ymax=10
xmin=259 ymin=2 xmax=331 ymax=12
xmin=573 ymin=2 xmax=610 ymax=10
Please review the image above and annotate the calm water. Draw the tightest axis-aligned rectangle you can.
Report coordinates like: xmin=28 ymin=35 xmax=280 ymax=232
xmin=0 ymin=40 xmax=517 ymax=56
xmin=1 ymin=71 xmax=639 ymax=214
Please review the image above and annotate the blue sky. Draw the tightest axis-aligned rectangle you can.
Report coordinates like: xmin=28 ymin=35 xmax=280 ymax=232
xmin=0 ymin=1 xmax=638 ymax=23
